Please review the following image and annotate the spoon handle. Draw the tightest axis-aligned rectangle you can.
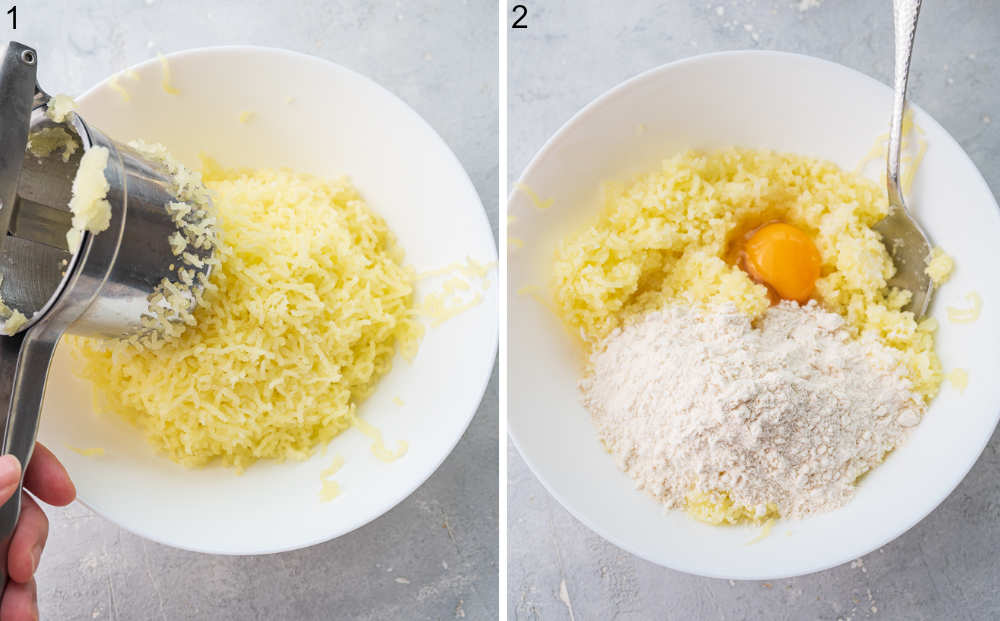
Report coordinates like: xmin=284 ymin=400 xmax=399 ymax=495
xmin=887 ymin=0 xmax=922 ymax=206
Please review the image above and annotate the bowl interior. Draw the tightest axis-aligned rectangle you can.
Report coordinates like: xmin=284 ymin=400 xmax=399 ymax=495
xmin=39 ymin=47 xmax=497 ymax=554
xmin=508 ymin=51 xmax=1000 ymax=579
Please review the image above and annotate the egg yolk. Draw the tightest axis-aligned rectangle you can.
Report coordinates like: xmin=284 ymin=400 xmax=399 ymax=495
xmin=743 ymin=223 xmax=821 ymax=303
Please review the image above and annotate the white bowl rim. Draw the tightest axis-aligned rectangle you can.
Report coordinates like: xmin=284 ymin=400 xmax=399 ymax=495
xmin=67 ymin=45 xmax=498 ymax=555
xmin=508 ymin=48 xmax=1000 ymax=579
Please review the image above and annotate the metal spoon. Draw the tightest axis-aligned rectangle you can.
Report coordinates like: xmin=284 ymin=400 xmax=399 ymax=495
xmin=873 ymin=0 xmax=933 ymax=317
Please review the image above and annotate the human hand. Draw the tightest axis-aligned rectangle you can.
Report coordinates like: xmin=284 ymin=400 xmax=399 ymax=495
xmin=0 ymin=444 xmax=76 ymax=621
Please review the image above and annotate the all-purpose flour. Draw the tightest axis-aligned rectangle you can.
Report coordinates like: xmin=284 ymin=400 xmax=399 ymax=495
xmin=581 ymin=302 xmax=925 ymax=519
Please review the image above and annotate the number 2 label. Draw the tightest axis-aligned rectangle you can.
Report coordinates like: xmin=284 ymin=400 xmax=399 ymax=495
xmin=512 ymin=4 xmax=527 ymax=29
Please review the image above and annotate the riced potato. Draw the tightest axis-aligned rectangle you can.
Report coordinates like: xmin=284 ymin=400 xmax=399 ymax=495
xmin=73 ymin=160 xmax=422 ymax=469
xmin=925 ymin=246 xmax=954 ymax=285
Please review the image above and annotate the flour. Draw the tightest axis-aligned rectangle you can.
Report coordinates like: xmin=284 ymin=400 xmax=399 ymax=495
xmin=581 ymin=302 xmax=925 ymax=519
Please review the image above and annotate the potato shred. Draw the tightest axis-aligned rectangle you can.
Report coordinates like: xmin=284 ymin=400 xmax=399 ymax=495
xmin=72 ymin=159 xmax=422 ymax=469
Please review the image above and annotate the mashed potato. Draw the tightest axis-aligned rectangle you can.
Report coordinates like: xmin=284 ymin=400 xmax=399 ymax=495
xmin=73 ymin=159 xmax=421 ymax=469
xmin=685 ymin=490 xmax=778 ymax=526
xmin=553 ymin=147 xmax=942 ymax=402
xmin=925 ymin=246 xmax=954 ymax=285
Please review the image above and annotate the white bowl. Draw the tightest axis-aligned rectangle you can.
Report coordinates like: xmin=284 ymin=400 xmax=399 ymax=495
xmin=508 ymin=51 xmax=1000 ymax=580
xmin=38 ymin=46 xmax=497 ymax=554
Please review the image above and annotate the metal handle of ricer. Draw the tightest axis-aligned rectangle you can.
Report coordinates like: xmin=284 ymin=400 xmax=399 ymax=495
xmin=0 ymin=328 xmax=59 ymax=591
xmin=887 ymin=0 xmax=921 ymax=209
xmin=0 ymin=39 xmax=51 ymax=594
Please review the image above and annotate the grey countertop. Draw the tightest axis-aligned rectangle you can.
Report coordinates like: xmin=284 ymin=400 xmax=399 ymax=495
xmin=507 ymin=1 xmax=1000 ymax=620
xmin=18 ymin=1 xmax=498 ymax=620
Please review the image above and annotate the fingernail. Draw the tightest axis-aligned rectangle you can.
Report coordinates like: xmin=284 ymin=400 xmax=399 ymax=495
xmin=30 ymin=578 xmax=38 ymax=621
xmin=30 ymin=544 xmax=41 ymax=574
xmin=0 ymin=455 xmax=21 ymax=498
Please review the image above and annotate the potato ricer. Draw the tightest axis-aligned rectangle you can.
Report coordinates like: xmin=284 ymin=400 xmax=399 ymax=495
xmin=0 ymin=41 xmax=215 ymax=588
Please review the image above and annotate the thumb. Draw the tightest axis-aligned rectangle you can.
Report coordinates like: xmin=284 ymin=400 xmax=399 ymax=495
xmin=0 ymin=455 xmax=21 ymax=505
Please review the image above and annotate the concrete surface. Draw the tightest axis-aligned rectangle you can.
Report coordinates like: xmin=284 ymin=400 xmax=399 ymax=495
xmin=508 ymin=1 xmax=1000 ymax=619
xmin=16 ymin=1 xmax=498 ymax=620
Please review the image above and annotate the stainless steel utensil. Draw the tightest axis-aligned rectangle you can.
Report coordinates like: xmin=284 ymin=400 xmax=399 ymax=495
xmin=873 ymin=0 xmax=934 ymax=317
xmin=0 ymin=41 xmax=214 ymax=590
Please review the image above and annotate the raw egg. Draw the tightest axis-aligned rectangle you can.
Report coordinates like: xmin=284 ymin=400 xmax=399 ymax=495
xmin=742 ymin=223 xmax=821 ymax=303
